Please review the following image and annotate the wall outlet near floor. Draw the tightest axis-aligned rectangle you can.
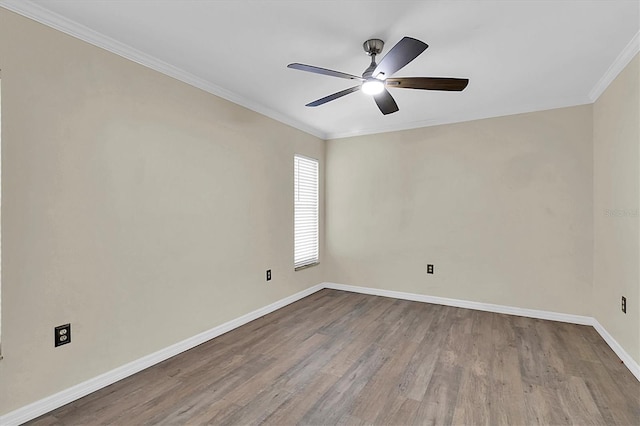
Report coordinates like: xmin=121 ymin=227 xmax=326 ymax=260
xmin=621 ymin=296 xmax=626 ymax=313
xmin=266 ymin=269 xmax=271 ymax=281
xmin=54 ymin=323 xmax=71 ymax=347
xmin=426 ymin=264 xmax=434 ymax=274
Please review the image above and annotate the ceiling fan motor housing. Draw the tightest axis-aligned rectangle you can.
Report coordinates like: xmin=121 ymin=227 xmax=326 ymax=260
xmin=363 ymin=39 xmax=384 ymax=56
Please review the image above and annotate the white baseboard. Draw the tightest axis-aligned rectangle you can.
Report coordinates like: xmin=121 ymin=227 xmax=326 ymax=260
xmin=0 ymin=283 xmax=325 ymax=426
xmin=3 ymin=281 xmax=638 ymax=425
xmin=324 ymin=282 xmax=640 ymax=381
xmin=324 ymin=283 xmax=593 ymax=325
xmin=324 ymin=282 xmax=593 ymax=324
xmin=592 ymin=319 xmax=640 ymax=382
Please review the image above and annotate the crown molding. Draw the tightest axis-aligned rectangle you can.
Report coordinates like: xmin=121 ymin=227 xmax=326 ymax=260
xmin=325 ymin=95 xmax=593 ymax=140
xmin=0 ymin=0 xmax=327 ymax=140
xmin=589 ymin=30 xmax=640 ymax=102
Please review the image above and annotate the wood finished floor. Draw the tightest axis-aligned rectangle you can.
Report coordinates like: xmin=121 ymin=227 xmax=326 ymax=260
xmin=29 ymin=289 xmax=639 ymax=426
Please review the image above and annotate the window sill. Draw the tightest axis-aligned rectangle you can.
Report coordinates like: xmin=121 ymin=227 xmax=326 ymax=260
xmin=295 ymin=262 xmax=319 ymax=271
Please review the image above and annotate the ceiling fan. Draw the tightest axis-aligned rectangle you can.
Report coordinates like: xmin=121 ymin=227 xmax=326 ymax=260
xmin=288 ymin=37 xmax=469 ymax=115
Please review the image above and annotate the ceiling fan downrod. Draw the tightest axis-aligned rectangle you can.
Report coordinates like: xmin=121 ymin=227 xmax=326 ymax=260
xmin=362 ymin=39 xmax=384 ymax=79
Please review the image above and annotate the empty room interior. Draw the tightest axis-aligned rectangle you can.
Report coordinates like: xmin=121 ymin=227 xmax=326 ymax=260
xmin=0 ymin=1 xmax=639 ymax=425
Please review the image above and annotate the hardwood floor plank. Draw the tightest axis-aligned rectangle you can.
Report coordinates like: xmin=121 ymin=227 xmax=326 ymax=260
xmin=301 ymin=344 xmax=389 ymax=424
xmin=556 ymin=376 xmax=607 ymax=425
xmin=414 ymin=356 xmax=465 ymax=425
xmin=349 ymin=338 xmax=421 ymax=422
xmin=262 ymin=372 xmax=339 ymax=425
xmin=451 ymin=314 xmax=495 ymax=425
xmin=451 ymin=367 xmax=492 ymax=425
xmin=581 ymin=360 xmax=640 ymax=425
xmin=336 ymin=414 xmax=367 ymax=426
xmin=489 ymin=345 xmax=527 ymax=425
xmin=516 ymin=319 xmax=565 ymax=389
xmin=373 ymin=396 xmax=419 ymax=425
xmin=321 ymin=296 xmax=393 ymax=377
xmin=524 ymin=383 xmax=570 ymax=425
xmin=154 ymin=391 xmax=229 ymax=425
xmin=212 ymin=385 xmax=292 ymax=426
xmin=401 ymin=305 xmax=450 ymax=401
xmin=25 ymin=289 xmax=639 ymax=426
xmin=219 ymin=333 xmax=330 ymax=407
xmin=24 ymin=415 xmax=62 ymax=426
xmin=122 ymin=354 xmax=274 ymax=425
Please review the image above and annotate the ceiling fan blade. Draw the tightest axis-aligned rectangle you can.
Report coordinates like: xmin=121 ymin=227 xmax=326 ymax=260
xmin=386 ymin=77 xmax=469 ymax=91
xmin=288 ymin=63 xmax=363 ymax=81
xmin=373 ymin=37 xmax=428 ymax=78
xmin=306 ymin=85 xmax=361 ymax=107
xmin=373 ymin=88 xmax=399 ymax=115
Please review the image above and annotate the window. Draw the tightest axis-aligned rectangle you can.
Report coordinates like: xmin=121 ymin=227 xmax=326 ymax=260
xmin=294 ymin=155 xmax=319 ymax=269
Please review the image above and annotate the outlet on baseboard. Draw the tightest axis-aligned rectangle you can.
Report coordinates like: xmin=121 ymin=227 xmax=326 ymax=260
xmin=426 ymin=264 xmax=434 ymax=274
xmin=266 ymin=269 xmax=271 ymax=281
xmin=621 ymin=296 xmax=626 ymax=313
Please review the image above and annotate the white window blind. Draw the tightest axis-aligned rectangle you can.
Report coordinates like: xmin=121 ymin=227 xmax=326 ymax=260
xmin=294 ymin=155 xmax=319 ymax=269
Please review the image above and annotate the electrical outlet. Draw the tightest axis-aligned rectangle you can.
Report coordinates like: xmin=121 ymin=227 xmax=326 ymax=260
xmin=54 ymin=324 xmax=71 ymax=347
xmin=427 ymin=264 xmax=434 ymax=274
xmin=266 ymin=269 xmax=271 ymax=281
xmin=622 ymin=296 xmax=626 ymax=314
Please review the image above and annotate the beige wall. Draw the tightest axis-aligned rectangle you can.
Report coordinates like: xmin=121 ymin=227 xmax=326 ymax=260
xmin=0 ymin=9 xmax=325 ymax=414
xmin=326 ymin=105 xmax=594 ymax=315
xmin=593 ymin=54 xmax=639 ymax=365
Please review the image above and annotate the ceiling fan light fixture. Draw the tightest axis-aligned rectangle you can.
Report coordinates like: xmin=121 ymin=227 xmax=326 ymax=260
xmin=362 ymin=78 xmax=385 ymax=95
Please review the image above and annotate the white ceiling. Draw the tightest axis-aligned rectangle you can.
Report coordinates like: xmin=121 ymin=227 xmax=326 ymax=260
xmin=2 ymin=0 xmax=639 ymax=139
